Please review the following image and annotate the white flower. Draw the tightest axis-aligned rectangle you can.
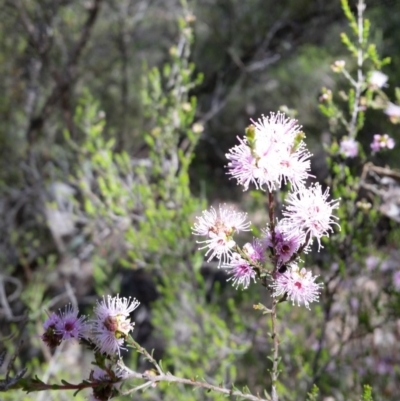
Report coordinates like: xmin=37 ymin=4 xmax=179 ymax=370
xmin=226 ymin=112 xmax=312 ymax=191
xmin=223 ymin=253 xmax=256 ymax=289
xmin=369 ymin=71 xmax=388 ymax=88
xmin=384 ymin=102 xmax=400 ymax=123
xmin=271 ymin=264 xmax=323 ymax=309
xmin=192 ymin=205 xmax=251 ymax=265
xmin=339 ymin=137 xmax=359 ymax=158
xmin=281 ymin=184 xmax=340 ymax=250
xmin=90 ymin=295 xmax=140 ymax=356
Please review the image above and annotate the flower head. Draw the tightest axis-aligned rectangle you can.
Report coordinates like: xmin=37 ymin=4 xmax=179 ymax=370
xmin=42 ymin=313 xmax=62 ymax=348
xmin=55 ymin=304 xmax=88 ymax=341
xmin=226 ymin=112 xmax=312 ymax=191
xmin=243 ymin=238 xmax=266 ymax=263
xmin=370 ymin=134 xmax=395 ymax=152
xmin=42 ymin=305 xmax=87 ymax=347
xmin=331 ymin=60 xmax=346 ymax=73
xmin=271 ymin=264 xmax=323 ymax=309
xmin=384 ymin=102 xmax=400 ymax=124
xmin=264 ymin=222 xmax=305 ymax=265
xmin=91 ymin=295 xmax=140 ymax=356
xmin=281 ymin=184 xmax=340 ymax=250
xmin=192 ymin=204 xmax=251 ymax=266
xmin=369 ymin=71 xmax=388 ymax=89
xmin=339 ymin=137 xmax=359 ymax=158
xmin=223 ymin=253 xmax=256 ymax=289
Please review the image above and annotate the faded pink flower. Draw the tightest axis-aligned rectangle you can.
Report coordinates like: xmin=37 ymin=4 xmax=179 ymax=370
xmin=42 ymin=313 xmax=62 ymax=348
xmin=339 ymin=137 xmax=359 ymax=158
xmin=264 ymin=222 xmax=305 ymax=265
xmin=55 ymin=304 xmax=88 ymax=341
xmin=370 ymin=134 xmax=395 ymax=152
xmin=281 ymin=184 xmax=340 ymax=250
xmin=226 ymin=112 xmax=312 ymax=191
xmin=192 ymin=204 xmax=251 ymax=265
xmin=243 ymin=239 xmax=266 ymax=263
xmin=42 ymin=305 xmax=87 ymax=348
xmin=271 ymin=264 xmax=323 ymax=309
xmin=223 ymin=253 xmax=256 ymax=289
xmin=91 ymin=295 xmax=140 ymax=356
xmin=392 ymin=271 xmax=400 ymax=291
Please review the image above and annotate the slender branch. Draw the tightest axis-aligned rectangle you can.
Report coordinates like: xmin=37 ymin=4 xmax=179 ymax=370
xmin=268 ymin=191 xmax=276 ymax=233
xmin=27 ymin=0 xmax=103 ymax=140
xmin=120 ymin=367 xmax=271 ymax=401
xmin=126 ymin=337 xmax=163 ymax=375
xmin=348 ymin=0 xmax=365 ymax=138
xmin=15 ymin=380 xmax=98 ymax=393
xmin=12 ymin=0 xmax=36 ymax=42
xmin=268 ymin=191 xmax=279 ymax=276
xmin=123 ymin=335 xmax=271 ymax=400
xmin=270 ymin=299 xmax=280 ymax=401
xmin=341 ymin=68 xmax=358 ymax=88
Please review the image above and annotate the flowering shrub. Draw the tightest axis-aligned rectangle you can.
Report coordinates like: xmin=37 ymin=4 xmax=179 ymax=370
xmin=193 ymin=111 xmax=340 ymax=311
xmin=1 ymin=0 xmax=399 ymax=400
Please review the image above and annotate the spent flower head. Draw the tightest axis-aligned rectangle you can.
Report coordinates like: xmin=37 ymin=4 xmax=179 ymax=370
xmin=88 ymin=363 xmax=128 ymax=400
xmin=271 ymin=264 xmax=323 ymax=309
xmin=192 ymin=204 xmax=251 ymax=266
xmin=91 ymin=295 xmax=140 ymax=356
xmin=89 ymin=367 xmax=118 ymax=401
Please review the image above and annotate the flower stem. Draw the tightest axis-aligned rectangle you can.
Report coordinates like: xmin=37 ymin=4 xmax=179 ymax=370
xmin=270 ymin=299 xmax=280 ymax=401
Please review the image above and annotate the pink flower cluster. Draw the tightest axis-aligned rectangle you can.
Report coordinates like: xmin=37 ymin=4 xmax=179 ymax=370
xmin=42 ymin=304 xmax=88 ymax=348
xmin=271 ymin=264 xmax=323 ymax=309
xmin=370 ymin=134 xmax=395 ymax=153
xmin=226 ymin=112 xmax=312 ymax=191
xmin=192 ymin=112 xmax=341 ymax=309
xmin=264 ymin=221 xmax=305 ymax=265
xmin=42 ymin=295 xmax=140 ymax=357
xmin=339 ymin=137 xmax=359 ymax=158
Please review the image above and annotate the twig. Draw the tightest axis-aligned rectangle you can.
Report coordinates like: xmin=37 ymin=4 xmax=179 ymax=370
xmin=126 ymin=337 xmax=163 ymax=375
xmin=124 ymin=335 xmax=271 ymax=400
xmin=26 ymin=0 xmax=104 ymax=140
xmin=120 ymin=367 xmax=271 ymax=401
xmin=270 ymin=300 xmax=279 ymax=401
xmin=348 ymin=0 xmax=365 ymax=138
